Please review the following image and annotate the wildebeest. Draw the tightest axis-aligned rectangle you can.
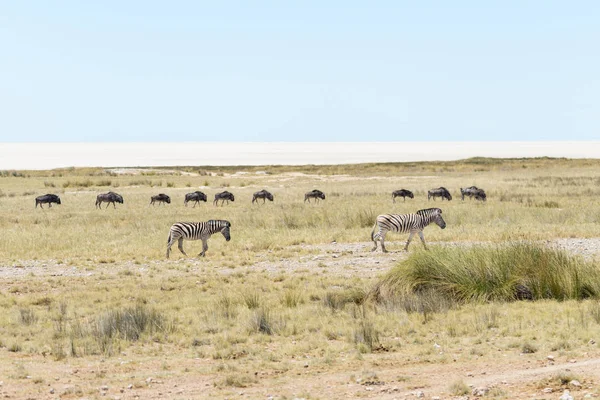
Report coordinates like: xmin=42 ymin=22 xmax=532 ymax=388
xmin=214 ymin=191 xmax=235 ymax=206
xmin=461 ymin=186 xmax=487 ymax=201
xmin=35 ymin=194 xmax=61 ymax=208
xmin=95 ymin=192 xmax=124 ymax=209
xmin=184 ymin=191 xmax=207 ymax=207
xmin=150 ymin=193 xmax=171 ymax=206
xmin=428 ymin=187 xmax=452 ymax=201
xmin=392 ymin=189 xmax=414 ymax=203
xmin=252 ymin=189 xmax=274 ymax=204
xmin=304 ymin=189 xmax=326 ymax=203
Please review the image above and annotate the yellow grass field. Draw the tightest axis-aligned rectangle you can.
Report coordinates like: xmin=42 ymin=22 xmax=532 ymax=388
xmin=1 ymin=158 xmax=600 ymax=399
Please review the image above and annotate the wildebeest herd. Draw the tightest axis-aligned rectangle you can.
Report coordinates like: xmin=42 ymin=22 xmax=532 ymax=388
xmin=35 ymin=186 xmax=486 ymax=209
xmin=33 ymin=185 xmax=485 ymax=257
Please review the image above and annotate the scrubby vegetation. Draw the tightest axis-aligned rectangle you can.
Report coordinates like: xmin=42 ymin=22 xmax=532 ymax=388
xmin=373 ymin=243 xmax=600 ymax=304
xmin=1 ymin=158 xmax=600 ymax=398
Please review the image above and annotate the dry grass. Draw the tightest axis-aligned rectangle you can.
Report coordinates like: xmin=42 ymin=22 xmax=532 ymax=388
xmin=1 ymin=158 xmax=600 ymax=398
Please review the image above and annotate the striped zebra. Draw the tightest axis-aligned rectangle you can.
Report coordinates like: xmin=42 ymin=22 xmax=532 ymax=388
xmin=166 ymin=220 xmax=231 ymax=258
xmin=371 ymin=208 xmax=446 ymax=252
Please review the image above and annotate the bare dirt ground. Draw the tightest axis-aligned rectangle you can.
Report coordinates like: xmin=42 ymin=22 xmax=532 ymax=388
xmin=3 ymin=238 xmax=599 ymax=279
xmin=1 ymin=239 xmax=600 ymax=399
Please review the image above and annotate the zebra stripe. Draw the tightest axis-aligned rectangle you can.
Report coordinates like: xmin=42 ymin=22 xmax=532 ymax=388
xmin=371 ymin=208 xmax=446 ymax=252
xmin=166 ymin=220 xmax=231 ymax=258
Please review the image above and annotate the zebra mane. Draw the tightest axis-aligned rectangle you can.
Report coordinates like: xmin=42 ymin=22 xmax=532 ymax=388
xmin=416 ymin=208 xmax=442 ymax=216
xmin=208 ymin=219 xmax=231 ymax=226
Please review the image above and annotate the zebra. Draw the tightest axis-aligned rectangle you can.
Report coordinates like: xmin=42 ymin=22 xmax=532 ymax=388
xmin=428 ymin=187 xmax=452 ymax=201
xmin=150 ymin=193 xmax=171 ymax=206
xmin=184 ymin=191 xmax=207 ymax=207
xmin=371 ymin=208 xmax=446 ymax=252
xmin=214 ymin=191 xmax=235 ymax=206
xmin=252 ymin=189 xmax=274 ymax=204
xmin=35 ymin=194 xmax=61 ymax=208
xmin=166 ymin=220 xmax=231 ymax=258
xmin=392 ymin=189 xmax=414 ymax=203
xmin=304 ymin=189 xmax=326 ymax=203
xmin=95 ymin=192 xmax=124 ymax=209
xmin=461 ymin=186 xmax=486 ymax=201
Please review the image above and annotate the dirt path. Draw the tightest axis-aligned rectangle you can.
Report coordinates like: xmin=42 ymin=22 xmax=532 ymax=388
xmin=4 ymin=238 xmax=598 ymax=280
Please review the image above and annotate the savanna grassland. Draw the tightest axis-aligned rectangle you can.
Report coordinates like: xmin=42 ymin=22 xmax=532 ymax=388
xmin=1 ymin=158 xmax=600 ymax=399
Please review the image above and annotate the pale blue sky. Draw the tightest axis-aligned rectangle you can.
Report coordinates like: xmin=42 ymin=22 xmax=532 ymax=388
xmin=1 ymin=1 xmax=598 ymax=142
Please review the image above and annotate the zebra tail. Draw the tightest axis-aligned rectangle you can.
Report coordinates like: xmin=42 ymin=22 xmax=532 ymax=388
xmin=370 ymin=222 xmax=377 ymax=241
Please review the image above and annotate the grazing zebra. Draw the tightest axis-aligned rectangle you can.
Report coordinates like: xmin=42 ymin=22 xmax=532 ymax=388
xmin=428 ymin=187 xmax=452 ymax=201
xmin=214 ymin=191 xmax=235 ymax=206
xmin=461 ymin=186 xmax=487 ymax=201
xmin=95 ymin=192 xmax=124 ymax=209
xmin=35 ymin=194 xmax=61 ymax=208
xmin=304 ymin=189 xmax=326 ymax=203
xmin=371 ymin=208 xmax=446 ymax=252
xmin=166 ymin=220 xmax=231 ymax=258
xmin=392 ymin=189 xmax=414 ymax=203
xmin=184 ymin=191 xmax=207 ymax=207
xmin=150 ymin=193 xmax=171 ymax=206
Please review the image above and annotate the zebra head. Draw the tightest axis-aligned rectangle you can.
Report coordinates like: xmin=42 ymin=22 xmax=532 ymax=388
xmin=221 ymin=220 xmax=231 ymax=241
xmin=417 ymin=208 xmax=446 ymax=229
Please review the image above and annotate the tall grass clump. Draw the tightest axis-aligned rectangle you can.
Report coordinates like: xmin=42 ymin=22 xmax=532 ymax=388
xmin=373 ymin=243 xmax=600 ymax=305
xmin=91 ymin=304 xmax=169 ymax=354
xmin=353 ymin=318 xmax=380 ymax=352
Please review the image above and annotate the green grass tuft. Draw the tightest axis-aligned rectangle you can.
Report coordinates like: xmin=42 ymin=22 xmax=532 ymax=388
xmin=373 ymin=243 xmax=600 ymax=304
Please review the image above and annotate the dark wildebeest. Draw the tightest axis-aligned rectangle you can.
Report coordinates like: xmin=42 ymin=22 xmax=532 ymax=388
xmin=474 ymin=189 xmax=487 ymax=201
xmin=95 ymin=192 xmax=124 ymax=209
xmin=252 ymin=189 xmax=274 ymax=204
xmin=184 ymin=191 xmax=207 ymax=207
xmin=35 ymin=194 xmax=61 ymax=209
xmin=304 ymin=189 xmax=326 ymax=203
xmin=461 ymin=186 xmax=487 ymax=201
xmin=214 ymin=191 xmax=235 ymax=206
xmin=150 ymin=193 xmax=171 ymax=206
xmin=428 ymin=187 xmax=452 ymax=201
xmin=392 ymin=189 xmax=414 ymax=203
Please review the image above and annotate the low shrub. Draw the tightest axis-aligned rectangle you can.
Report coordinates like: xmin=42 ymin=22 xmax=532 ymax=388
xmin=372 ymin=243 xmax=600 ymax=305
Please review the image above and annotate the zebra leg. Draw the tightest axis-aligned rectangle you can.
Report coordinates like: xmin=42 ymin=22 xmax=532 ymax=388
xmin=166 ymin=240 xmax=173 ymax=258
xmin=371 ymin=229 xmax=379 ymax=252
xmin=380 ymin=232 xmax=388 ymax=253
xmin=418 ymin=231 xmax=428 ymax=250
xmin=404 ymin=232 xmax=416 ymax=251
xmin=199 ymin=239 xmax=208 ymax=257
xmin=177 ymin=238 xmax=187 ymax=256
